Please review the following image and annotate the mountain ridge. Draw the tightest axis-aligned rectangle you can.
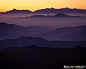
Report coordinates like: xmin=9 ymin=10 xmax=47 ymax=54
xmin=0 ymin=45 xmax=86 ymax=69
xmin=0 ymin=36 xmax=86 ymax=50
xmin=0 ymin=45 xmax=85 ymax=54
xmin=0 ymin=8 xmax=86 ymax=14
xmin=14 ymin=13 xmax=83 ymax=19
xmin=35 ymin=25 xmax=86 ymax=41
xmin=0 ymin=22 xmax=54 ymax=40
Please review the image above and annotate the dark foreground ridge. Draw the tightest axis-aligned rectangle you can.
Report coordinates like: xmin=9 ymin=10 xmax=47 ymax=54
xmin=0 ymin=45 xmax=86 ymax=69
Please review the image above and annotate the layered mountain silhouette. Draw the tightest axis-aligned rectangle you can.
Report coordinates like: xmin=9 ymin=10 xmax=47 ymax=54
xmin=14 ymin=13 xmax=82 ymax=19
xmin=0 ymin=22 xmax=53 ymax=40
xmin=0 ymin=22 xmax=86 ymax=41
xmin=0 ymin=36 xmax=86 ymax=50
xmin=53 ymin=13 xmax=69 ymax=17
xmin=36 ymin=25 xmax=86 ymax=41
xmin=0 ymin=9 xmax=32 ymax=14
xmin=60 ymin=29 xmax=86 ymax=41
xmin=52 ymin=13 xmax=82 ymax=18
xmin=34 ymin=8 xmax=86 ymax=13
xmin=0 ymin=45 xmax=86 ymax=69
xmin=1 ymin=22 xmax=86 ymax=41
xmin=15 ymin=15 xmax=52 ymax=19
xmin=0 ymin=8 xmax=86 ymax=69
xmin=0 ymin=8 xmax=86 ymax=14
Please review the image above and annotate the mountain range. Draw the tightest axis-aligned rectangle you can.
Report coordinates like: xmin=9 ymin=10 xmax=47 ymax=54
xmin=0 ymin=36 xmax=86 ymax=50
xmin=36 ymin=25 xmax=86 ymax=41
xmin=0 ymin=9 xmax=32 ymax=14
xmin=0 ymin=22 xmax=53 ymax=40
xmin=0 ymin=45 xmax=86 ymax=69
xmin=0 ymin=8 xmax=86 ymax=69
xmin=15 ymin=13 xmax=82 ymax=19
xmin=0 ymin=22 xmax=86 ymax=41
xmin=0 ymin=8 xmax=86 ymax=14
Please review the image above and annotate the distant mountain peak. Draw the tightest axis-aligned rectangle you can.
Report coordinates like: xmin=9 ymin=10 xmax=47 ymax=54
xmin=54 ymin=13 xmax=69 ymax=17
xmin=50 ymin=7 xmax=55 ymax=9
xmin=12 ymin=8 xmax=17 ymax=11
xmin=5 ymin=8 xmax=32 ymax=14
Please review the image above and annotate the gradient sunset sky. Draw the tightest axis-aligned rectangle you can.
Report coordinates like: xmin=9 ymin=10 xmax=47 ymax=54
xmin=0 ymin=0 xmax=86 ymax=12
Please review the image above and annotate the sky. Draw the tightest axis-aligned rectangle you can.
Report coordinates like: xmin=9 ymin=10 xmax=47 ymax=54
xmin=0 ymin=0 xmax=86 ymax=12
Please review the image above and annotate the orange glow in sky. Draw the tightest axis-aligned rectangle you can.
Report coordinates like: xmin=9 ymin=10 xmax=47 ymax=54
xmin=0 ymin=0 xmax=86 ymax=12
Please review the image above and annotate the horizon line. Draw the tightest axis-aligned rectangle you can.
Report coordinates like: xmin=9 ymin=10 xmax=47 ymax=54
xmin=0 ymin=7 xmax=86 ymax=12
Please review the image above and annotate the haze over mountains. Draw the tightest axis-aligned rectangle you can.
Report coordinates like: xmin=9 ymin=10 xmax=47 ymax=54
xmin=0 ymin=36 xmax=86 ymax=50
xmin=0 ymin=8 xmax=86 ymax=14
xmin=35 ymin=25 xmax=86 ymax=41
xmin=15 ymin=13 xmax=83 ymax=19
xmin=0 ymin=7 xmax=86 ymax=69
xmin=0 ymin=1 xmax=86 ymax=68
xmin=0 ymin=22 xmax=53 ymax=40
xmin=0 ymin=22 xmax=86 ymax=41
